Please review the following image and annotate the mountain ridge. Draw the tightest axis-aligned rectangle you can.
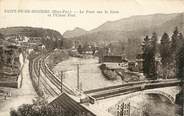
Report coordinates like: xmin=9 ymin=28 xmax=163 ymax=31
xmin=64 ymin=12 xmax=184 ymax=43
xmin=63 ymin=27 xmax=87 ymax=38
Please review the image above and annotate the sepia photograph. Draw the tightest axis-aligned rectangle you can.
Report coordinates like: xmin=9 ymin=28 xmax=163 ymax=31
xmin=0 ymin=0 xmax=184 ymax=116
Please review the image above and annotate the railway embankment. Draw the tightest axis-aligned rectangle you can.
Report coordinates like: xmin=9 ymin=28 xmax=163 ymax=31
xmin=28 ymin=51 xmax=44 ymax=97
xmin=29 ymin=50 xmax=74 ymax=98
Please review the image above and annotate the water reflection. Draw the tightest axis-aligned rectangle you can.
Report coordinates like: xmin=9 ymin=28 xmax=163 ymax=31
xmin=131 ymin=94 xmax=175 ymax=116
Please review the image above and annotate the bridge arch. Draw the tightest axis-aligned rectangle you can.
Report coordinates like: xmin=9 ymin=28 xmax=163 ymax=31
xmin=144 ymin=90 xmax=175 ymax=104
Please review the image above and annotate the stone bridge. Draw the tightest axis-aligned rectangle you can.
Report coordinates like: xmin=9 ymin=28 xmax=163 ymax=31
xmin=123 ymin=86 xmax=180 ymax=104
xmin=107 ymin=86 xmax=180 ymax=116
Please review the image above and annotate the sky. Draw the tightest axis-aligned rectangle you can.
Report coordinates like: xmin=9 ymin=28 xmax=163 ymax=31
xmin=0 ymin=0 xmax=184 ymax=34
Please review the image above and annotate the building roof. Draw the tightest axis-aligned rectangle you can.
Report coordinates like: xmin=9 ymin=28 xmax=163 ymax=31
xmin=48 ymin=93 xmax=96 ymax=116
xmin=103 ymin=56 xmax=123 ymax=63
xmin=104 ymin=63 xmax=123 ymax=69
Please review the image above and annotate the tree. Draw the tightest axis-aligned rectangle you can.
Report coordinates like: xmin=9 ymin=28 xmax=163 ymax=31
xmin=150 ymin=32 xmax=158 ymax=79
xmin=142 ymin=35 xmax=151 ymax=78
xmin=171 ymin=27 xmax=179 ymax=55
xmin=142 ymin=33 xmax=157 ymax=79
xmin=170 ymin=28 xmax=184 ymax=79
xmin=176 ymin=33 xmax=184 ymax=80
xmin=77 ymin=45 xmax=83 ymax=54
xmin=176 ymin=33 xmax=184 ymax=52
xmin=159 ymin=33 xmax=173 ymax=79
xmin=176 ymin=45 xmax=184 ymax=80
xmin=160 ymin=32 xmax=171 ymax=66
xmin=151 ymin=32 xmax=158 ymax=54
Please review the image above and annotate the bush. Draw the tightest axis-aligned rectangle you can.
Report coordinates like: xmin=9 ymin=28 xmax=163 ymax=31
xmin=45 ymin=50 xmax=69 ymax=68
xmin=10 ymin=97 xmax=63 ymax=116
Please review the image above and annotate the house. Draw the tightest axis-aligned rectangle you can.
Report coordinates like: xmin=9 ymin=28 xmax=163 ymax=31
xmin=100 ymin=56 xmax=128 ymax=70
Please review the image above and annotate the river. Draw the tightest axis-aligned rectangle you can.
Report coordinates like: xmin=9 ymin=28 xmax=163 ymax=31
xmin=53 ymin=57 xmax=122 ymax=91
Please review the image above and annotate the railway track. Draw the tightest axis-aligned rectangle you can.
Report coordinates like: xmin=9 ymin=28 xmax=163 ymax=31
xmin=32 ymin=52 xmax=75 ymax=98
xmin=40 ymin=53 xmax=75 ymax=95
xmin=32 ymin=53 xmax=59 ymax=97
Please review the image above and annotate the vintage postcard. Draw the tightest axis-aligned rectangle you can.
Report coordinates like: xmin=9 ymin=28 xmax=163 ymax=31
xmin=0 ymin=0 xmax=184 ymax=116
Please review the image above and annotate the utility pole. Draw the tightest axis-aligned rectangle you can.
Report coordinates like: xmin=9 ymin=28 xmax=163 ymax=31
xmin=60 ymin=71 xmax=63 ymax=93
xmin=79 ymin=81 xmax=82 ymax=92
xmin=77 ymin=64 xmax=80 ymax=90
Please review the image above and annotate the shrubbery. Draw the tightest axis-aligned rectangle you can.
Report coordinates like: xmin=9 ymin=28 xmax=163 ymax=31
xmin=10 ymin=97 xmax=63 ymax=116
xmin=45 ymin=50 xmax=69 ymax=69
